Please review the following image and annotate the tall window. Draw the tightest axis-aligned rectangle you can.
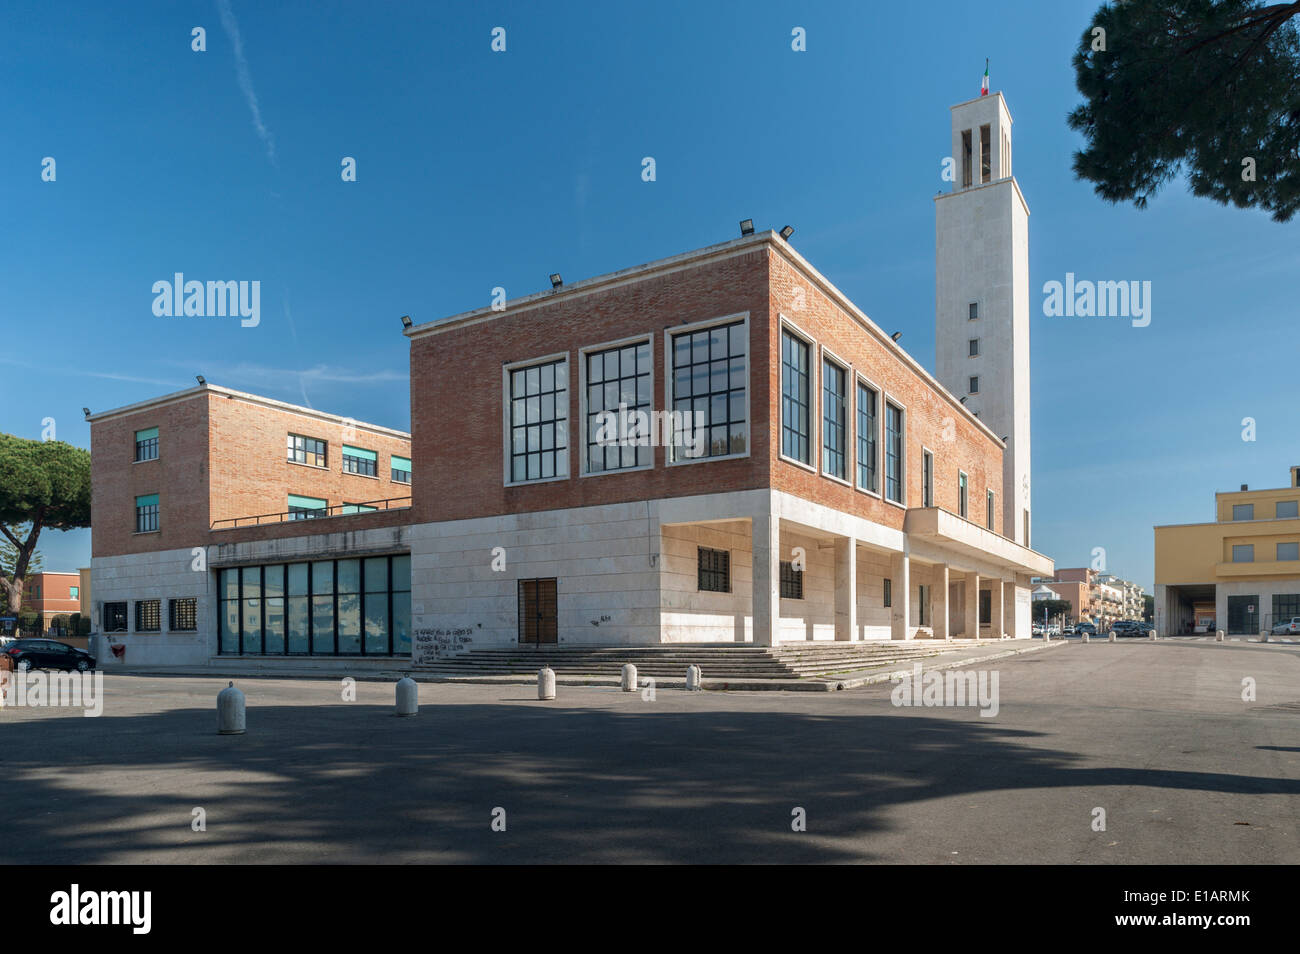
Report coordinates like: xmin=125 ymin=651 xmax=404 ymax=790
xmin=980 ymin=124 xmax=991 ymax=182
xmin=968 ymin=338 xmax=980 ymax=357
xmin=987 ymin=489 xmax=995 ymax=530
xmin=959 ymin=472 xmax=968 ymax=518
xmin=969 ymin=376 xmax=980 ymax=395
xmin=922 ymin=450 xmax=933 ymax=507
xmin=697 ymin=547 xmax=730 ymax=593
xmin=780 ymin=330 xmax=811 ymax=464
xmin=670 ymin=320 xmax=746 ymax=461
xmin=135 ymin=427 xmax=158 ymax=462
xmin=780 ymin=561 xmax=804 ymax=599
xmin=585 ymin=340 xmax=651 ymax=473
xmin=918 ymin=585 xmax=930 ymax=626
xmin=287 ymin=434 xmax=327 ymax=467
xmin=342 ymin=445 xmax=377 ymax=477
xmin=968 ymin=301 xmax=979 ymax=320
xmin=961 ymin=129 xmax=972 ymax=187
xmin=288 ymin=494 xmax=328 ymax=520
xmin=391 ymin=455 xmax=411 ymax=484
xmin=821 ymin=359 xmax=846 ymax=479
xmin=509 ymin=357 xmax=568 ymax=482
xmin=857 ymin=382 xmax=877 ymax=492
xmin=883 ymin=578 xmax=892 ymax=608
xmin=885 ymin=403 xmax=903 ymax=503
xmin=135 ymin=494 xmax=159 ymax=533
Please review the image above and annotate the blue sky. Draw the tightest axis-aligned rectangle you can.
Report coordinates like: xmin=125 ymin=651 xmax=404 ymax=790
xmin=3 ymin=0 xmax=1297 ymax=590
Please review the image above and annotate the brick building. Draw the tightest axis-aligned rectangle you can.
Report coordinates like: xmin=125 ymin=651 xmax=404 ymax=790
xmin=88 ymin=92 xmax=1052 ymax=667
xmin=21 ymin=571 xmax=83 ymax=635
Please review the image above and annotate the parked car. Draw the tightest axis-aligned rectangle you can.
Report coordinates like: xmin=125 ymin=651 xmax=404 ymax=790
xmin=1063 ymin=624 xmax=1076 ymax=636
xmin=3 ymin=638 xmax=95 ymax=672
xmin=1109 ymin=620 xmax=1142 ymax=636
xmin=1075 ymin=623 xmax=1097 ymax=637
xmin=1271 ymin=617 xmax=1300 ymax=636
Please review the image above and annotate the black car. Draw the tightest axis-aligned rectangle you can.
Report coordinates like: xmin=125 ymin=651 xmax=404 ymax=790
xmin=4 ymin=638 xmax=95 ymax=672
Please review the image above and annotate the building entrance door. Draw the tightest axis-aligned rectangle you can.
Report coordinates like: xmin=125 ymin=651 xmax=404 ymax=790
xmin=518 ymin=579 xmax=558 ymax=644
xmin=1226 ymin=595 xmax=1258 ymax=635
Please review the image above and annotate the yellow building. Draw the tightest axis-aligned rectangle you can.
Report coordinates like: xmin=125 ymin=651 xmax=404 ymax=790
xmin=1155 ymin=466 xmax=1300 ymax=635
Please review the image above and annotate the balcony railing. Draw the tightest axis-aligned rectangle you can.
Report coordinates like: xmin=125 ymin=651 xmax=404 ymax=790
xmin=211 ymin=496 xmax=412 ymax=530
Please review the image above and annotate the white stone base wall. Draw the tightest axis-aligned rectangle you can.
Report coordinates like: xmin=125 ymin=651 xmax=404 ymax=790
xmin=1216 ymin=578 xmax=1300 ymax=633
xmin=91 ymin=547 xmax=214 ymax=666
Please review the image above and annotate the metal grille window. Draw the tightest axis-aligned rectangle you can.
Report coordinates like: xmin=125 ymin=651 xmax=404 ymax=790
xmin=135 ymin=494 xmax=159 ymax=533
xmin=342 ymin=445 xmax=377 ymax=477
xmin=104 ymin=602 xmax=128 ymax=633
xmin=670 ymin=320 xmax=747 ymax=461
xmin=781 ymin=330 xmax=811 ymax=464
xmin=779 ymin=561 xmax=803 ymax=600
xmin=885 ymin=403 xmax=903 ymax=503
xmin=822 ymin=359 xmax=846 ymax=479
xmin=135 ymin=427 xmax=158 ymax=462
xmin=1273 ymin=594 xmax=1300 ymax=621
xmin=135 ymin=599 xmax=161 ymax=632
xmin=959 ymin=472 xmax=968 ymax=518
xmin=391 ymin=455 xmax=411 ymax=484
xmin=697 ymin=547 xmax=730 ymax=593
xmin=585 ymin=340 xmax=652 ymax=473
xmin=288 ymin=434 xmax=327 ymax=467
xmin=509 ymin=357 xmax=568 ymax=482
xmin=169 ymin=598 xmax=197 ymax=631
xmin=883 ymin=578 xmax=892 ymax=608
xmin=288 ymin=494 xmax=328 ymax=520
xmin=857 ymin=382 xmax=877 ymax=492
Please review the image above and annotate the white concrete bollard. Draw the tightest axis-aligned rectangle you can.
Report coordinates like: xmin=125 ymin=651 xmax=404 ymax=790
xmin=396 ymin=676 xmax=418 ymax=716
xmin=686 ymin=664 xmax=703 ymax=691
xmin=1108 ymin=631 xmax=1116 ymax=642
xmin=1081 ymin=632 xmax=1089 ymax=643
xmin=1260 ymin=629 xmax=1269 ymax=643
xmin=538 ymin=666 xmax=556 ymax=700
xmin=620 ymin=664 xmax=637 ymax=692
xmin=1216 ymin=629 xmax=1225 ymax=642
xmin=217 ymin=681 xmax=246 ymax=735
xmin=1148 ymin=630 xmax=1157 ymax=641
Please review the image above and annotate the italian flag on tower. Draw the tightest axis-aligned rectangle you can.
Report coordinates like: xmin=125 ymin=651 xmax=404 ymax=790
xmin=981 ymin=59 xmax=989 ymax=96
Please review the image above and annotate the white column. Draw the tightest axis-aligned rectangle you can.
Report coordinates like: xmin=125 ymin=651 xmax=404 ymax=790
xmin=890 ymin=551 xmax=911 ymax=641
xmin=965 ymin=572 xmax=980 ymax=638
xmin=752 ymin=508 xmax=780 ymax=647
xmin=1004 ymin=581 xmax=1018 ymax=637
xmin=931 ymin=564 xmax=950 ymax=639
xmin=990 ymin=578 xmax=1005 ymax=638
xmin=834 ymin=536 xmax=857 ymax=642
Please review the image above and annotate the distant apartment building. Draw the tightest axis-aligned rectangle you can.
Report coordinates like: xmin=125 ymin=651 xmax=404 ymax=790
xmin=24 ymin=571 xmax=83 ymax=635
xmin=1030 ymin=567 xmax=1141 ymax=627
xmin=1155 ymin=467 xmax=1300 ymax=635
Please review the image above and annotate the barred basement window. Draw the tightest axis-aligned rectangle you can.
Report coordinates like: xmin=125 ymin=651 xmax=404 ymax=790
xmin=169 ymin=598 xmax=197 ymax=631
xmin=342 ymin=445 xmax=377 ymax=477
xmin=104 ymin=602 xmax=128 ymax=633
xmin=697 ymin=547 xmax=730 ymax=593
xmin=780 ymin=561 xmax=803 ymax=600
xmin=135 ymin=599 xmax=161 ymax=633
xmin=287 ymin=434 xmax=327 ymax=467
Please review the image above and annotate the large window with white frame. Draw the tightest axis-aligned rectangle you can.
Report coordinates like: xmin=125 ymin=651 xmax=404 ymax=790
xmin=584 ymin=339 xmax=652 ymax=473
xmin=857 ymin=380 xmax=877 ymax=493
xmin=668 ymin=318 xmax=747 ymax=461
xmin=884 ymin=402 xmax=904 ymax=503
xmin=821 ymin=358 xmax=847 ymax=479
xmin=781 ymin=329 xmax=812 ymax=465
xmin=508 ymin=356 xmax=569 ymax=483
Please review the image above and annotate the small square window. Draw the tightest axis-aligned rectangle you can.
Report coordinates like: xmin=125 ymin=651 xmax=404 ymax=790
xmin=969 ymin=376 xmax=980 ymax=395
xmin=697 ymin=547 xmax=730 ymax=593
xmin=1232 ymin=504 xmax=1254 ymax=521
xmin=1232 ymin=544 xmax=1254 ymax=563
xmin=169 ymin=598 xmax=198 ymax=631
xmin=968 ymin=338 xmax=980 ymax=357
xmin=135 ymin=599 xmax=161 ymax=633
xmin=1276 ymin=501 xmax=1298 ymax=519
xmin=1278 ymin=543 xmax=1299 ymax=562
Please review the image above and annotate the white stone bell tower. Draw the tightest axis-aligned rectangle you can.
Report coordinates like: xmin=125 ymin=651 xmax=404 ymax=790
xmin=935 ymin=91 xmax=1032 ymax=547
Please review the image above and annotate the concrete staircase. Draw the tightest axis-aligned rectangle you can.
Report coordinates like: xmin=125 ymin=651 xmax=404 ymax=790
xmin=413 ymin=641 xmax=962 ymax=679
